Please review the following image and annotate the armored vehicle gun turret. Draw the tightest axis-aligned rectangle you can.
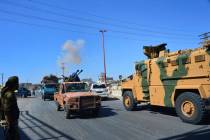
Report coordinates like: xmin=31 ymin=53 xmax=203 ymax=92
xmin=143 ymin=43 xmax=167 ymax=59
xmin=121 ymin=37 xmax=210 ymax=124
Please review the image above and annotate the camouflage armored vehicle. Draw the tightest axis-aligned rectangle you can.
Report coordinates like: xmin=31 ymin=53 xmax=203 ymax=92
xmin=121 ymin=40 xmax=210 ymax=124
xmin=54 ymin=70 xmax=101 ymax=119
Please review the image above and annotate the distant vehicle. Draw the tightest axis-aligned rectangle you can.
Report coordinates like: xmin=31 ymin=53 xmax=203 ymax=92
xmin=54 ymin=82 xmax=101 ymax=119
xmin=41 ymin=83 xmax=58 ymax=101
xmin=90 ymin=83 xmax=109 ymax=99
xmin=18 ymin=87 xmax=31 ymax=98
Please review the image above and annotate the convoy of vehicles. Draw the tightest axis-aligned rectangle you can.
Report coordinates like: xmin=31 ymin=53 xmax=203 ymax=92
xmin=121 ymin=41 xmax=210 ymax=124
xmin=37 ymin=38 xmax=210 ymax=124
xmin=41 ymin=83 xmax=58 ymax=101
xmin=90 ymin=83 xmax=109 ymax=99
xmin=54 ymin=82 xmax=101 ymax=119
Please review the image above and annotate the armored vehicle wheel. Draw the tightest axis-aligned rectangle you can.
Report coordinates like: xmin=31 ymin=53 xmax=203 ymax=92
xmin=175 ymin=92 xmax=207 ymax=124
xmin=64 ymin=105 xmax=71 ymax=119
xmin=123 ymin=91 xmax=136 ymax=111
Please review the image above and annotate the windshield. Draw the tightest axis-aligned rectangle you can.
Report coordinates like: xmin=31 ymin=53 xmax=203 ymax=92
xmin=65 ymin=83 xmax=89 ymax=92
xmin=93 ymin=84 xmax=106 ymax=89
xmin=44 ymin=84 xmax=58 ymax=91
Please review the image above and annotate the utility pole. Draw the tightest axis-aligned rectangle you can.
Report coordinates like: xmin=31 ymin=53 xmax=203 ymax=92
xmin=99 ymin=30 xmax=107 ymax=85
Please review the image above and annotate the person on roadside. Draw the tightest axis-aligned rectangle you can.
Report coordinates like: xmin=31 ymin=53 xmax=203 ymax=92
xmin=1 ymin=76 xmax=20 ymax=140
xmin=32 ymin=89 xmax=35 ymax=96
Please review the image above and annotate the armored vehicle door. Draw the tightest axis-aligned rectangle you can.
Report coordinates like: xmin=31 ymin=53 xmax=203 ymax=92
xmin=135 ymin=61 xmax=150 ymax=101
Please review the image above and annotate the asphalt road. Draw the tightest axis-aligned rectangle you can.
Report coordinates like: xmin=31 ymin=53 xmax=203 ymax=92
xmin=1 ymin=96 xmax=210 ymax=140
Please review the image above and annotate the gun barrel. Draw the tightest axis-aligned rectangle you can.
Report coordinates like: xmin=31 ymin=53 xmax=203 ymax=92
xmin=77 ymin=70 xmax=83 ymax=75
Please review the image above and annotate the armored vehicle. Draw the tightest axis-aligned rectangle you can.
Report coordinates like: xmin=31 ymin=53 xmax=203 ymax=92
xmin=54 ymin=70 xmax=101 ymax=119
xmin=121 ymin=40 xmax=210 ymax=124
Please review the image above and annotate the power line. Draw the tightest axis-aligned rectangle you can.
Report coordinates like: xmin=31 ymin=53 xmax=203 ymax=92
xmin=0 ymin=17 xmax=143 ymax=42
xmin=0 ymin=17 xmax=97 ymax=35
xmin=0 ymin=9 xmax=197 ymax=40
xmin=0 ymin=17 xmax=152 ymax=42
xmin=0 ymin=17 xmax=196 ymax=44
xmin=0 ymin=0 xmax=196 ymax=37
xmin=24 ymin=0 xmax=201 ymax=34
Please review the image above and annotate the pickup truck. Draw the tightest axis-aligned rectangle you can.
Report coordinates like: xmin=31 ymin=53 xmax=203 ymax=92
xmin=54 ymin=82 xmax=101 ymax=119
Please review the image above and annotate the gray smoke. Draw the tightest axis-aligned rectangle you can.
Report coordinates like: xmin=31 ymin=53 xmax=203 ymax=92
xmin=57 ymin=39 xmax=85 ymax=68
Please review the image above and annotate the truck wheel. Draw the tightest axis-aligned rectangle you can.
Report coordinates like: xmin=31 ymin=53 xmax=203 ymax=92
xmin=64 ymin=105 xmax=71 ymax=119
xmin=175 ymin=92 xmax=207 ymax=124
xmin=123 ymin=91 xmax=137 ymax=111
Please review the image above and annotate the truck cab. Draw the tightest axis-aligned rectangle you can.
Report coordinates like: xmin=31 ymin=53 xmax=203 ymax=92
xmin=54 ymin=82 xmax=101 ymax=119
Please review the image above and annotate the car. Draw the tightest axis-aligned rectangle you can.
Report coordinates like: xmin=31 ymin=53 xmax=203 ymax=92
xmin=54 ymin=82 xmax=101 ymax=119
xmin=90 ymin=83 xmax=109 ymax=99
xmin=18 ymin=87 xmax=31 ymax=98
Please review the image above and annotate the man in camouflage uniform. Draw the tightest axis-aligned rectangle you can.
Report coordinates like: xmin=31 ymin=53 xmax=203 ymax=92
xmin=1 ymin=76 xmax=20 ymax=140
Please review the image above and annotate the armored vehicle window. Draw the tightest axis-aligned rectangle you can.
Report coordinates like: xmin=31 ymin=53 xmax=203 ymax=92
xmin=182 ymin=58 xmax=191 ymax=64
xmin=171 ymin=60 xmax=179 ymax=66
xmin=195 ymin=55 xmax=205 ymax=62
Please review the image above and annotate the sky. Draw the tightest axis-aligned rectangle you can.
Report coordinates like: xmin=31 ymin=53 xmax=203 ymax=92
xmin=0 ymin=0 xmax=210 ymax=84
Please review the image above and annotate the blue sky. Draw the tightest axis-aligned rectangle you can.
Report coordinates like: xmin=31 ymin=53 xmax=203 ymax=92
xmin=0 ymin=0 xmax=210 ymax=83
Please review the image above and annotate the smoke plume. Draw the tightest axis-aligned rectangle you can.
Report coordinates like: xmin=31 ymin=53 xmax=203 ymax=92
xmin=57 ymin=39 xmax=85 ymax=68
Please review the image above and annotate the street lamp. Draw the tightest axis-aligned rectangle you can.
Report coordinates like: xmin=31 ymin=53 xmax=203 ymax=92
xmin=99 ymin=30 xmax=107 ymax=84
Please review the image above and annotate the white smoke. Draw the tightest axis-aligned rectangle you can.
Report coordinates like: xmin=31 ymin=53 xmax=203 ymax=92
xmin=57 ymin=39 xmax=85 ymax=68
